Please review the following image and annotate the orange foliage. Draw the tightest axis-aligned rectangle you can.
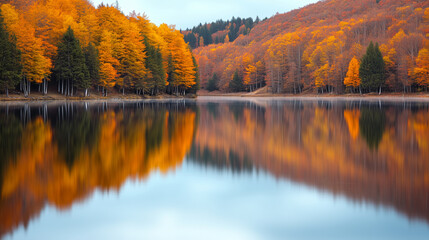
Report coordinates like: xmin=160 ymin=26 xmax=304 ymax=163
xmin=193 ymin=101 xmax=429 ymax=224
xmin=344 ymin=109 xmax=360 ymax=139
xmin=1 ymin=0 xmax=196 ymax=94
xmin=413 ymin=48 xmax=429 ymax=88
xmin=0 ymin=105 xmax=196 ymax=237
xmin=0 ymin=4 xmax=51 ymax=84
xmin=344 ymin=56 xmax=360 ymax=89
xmin=192 ymin=0 xmax=429 ymax=93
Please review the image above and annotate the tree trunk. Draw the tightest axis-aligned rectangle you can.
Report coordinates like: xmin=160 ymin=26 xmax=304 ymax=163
xmin=22 ymin=78 xmax=26 ymax=97
xmin=6 ymin=87 xmax=8 ymax=97
xmin=379 ymin=86 xmax=382 ymax=95
xmin=25 ymin=78 xmax=28 ymax=97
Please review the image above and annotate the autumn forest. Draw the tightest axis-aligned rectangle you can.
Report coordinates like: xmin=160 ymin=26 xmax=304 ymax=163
xmin=0 ymin=0 xmax=198 ymax=97
xmin=0 ymin=0 xmax=428 ymax=97
xmin=1 ymin=0 xmax=429 ymax=239
xmin=193 ymin=0 xmax=429 ymax=94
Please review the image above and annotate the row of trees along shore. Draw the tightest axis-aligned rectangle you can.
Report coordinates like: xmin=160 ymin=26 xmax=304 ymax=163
xmin=195 ymin=0 xmax=429 ymax=94
xmin=0 ymin=1 xmax=199 ymax=97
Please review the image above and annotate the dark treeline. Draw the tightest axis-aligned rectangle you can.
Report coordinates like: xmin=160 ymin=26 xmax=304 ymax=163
xmin=183 ymin=16 xmax=266 ymax=49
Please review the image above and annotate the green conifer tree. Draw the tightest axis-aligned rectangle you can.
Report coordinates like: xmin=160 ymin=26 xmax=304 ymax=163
xmin=166 ymin=54 xmax=175 ymax=95
xmin=54 ymin=26 xmax=89 ymax=96
xmin=84 ymin=43 xmax=100 ymax=94
xmin=143 ymin=38 xmax=165 ymax=95
xmin=229 ymin=70 xmax=244 ymax=92
xmin=359 ymin=41 xmax=385 ymax=94
xmin=0 ymin=13 xmax=21 ymax=97
xmin=207 ymin=73 xmax=219 ymax=92
xmin=188 ymin=54 xmax=200 ymax=94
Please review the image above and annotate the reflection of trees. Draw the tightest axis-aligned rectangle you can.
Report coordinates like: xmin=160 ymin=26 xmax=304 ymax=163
xmin=408 ymin=109 xmax=429 ymax=155
xmin=191 ymin=100 xmax=429 ymax=224
xmin=0 ymin=115 xmax=22 ymax=190
xmin=344 ymin=109 xmax=360 ymax=140
xmin=0 ymin=102 xmax=197 ymax=238
xmin=189 ymin=145 xmax=253 ymax=173
xmin=359 ymin=107 xmax=386 ymax=150
xmin=55 ymin=108 xmax=101 ymax=168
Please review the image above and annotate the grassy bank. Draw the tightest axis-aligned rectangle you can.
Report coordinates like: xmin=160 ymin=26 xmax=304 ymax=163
xmin=197 ymin=88 xmax=429 ymax=99
xmin=0 ymin=91 xmax=196 ymax=101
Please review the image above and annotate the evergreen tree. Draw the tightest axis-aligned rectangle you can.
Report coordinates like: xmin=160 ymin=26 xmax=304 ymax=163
xmin=166 ymin=54 xmax=175 ymax=94
xmin=184 ymin=33 xmax=197 ymax=49
xmin=143 ymin=38 xmax=165 ymax=95
xmin=207 ymin=73 xmax=219 ymax=92
xmin=184 ymin=16 xmax=257 ymax=48
xmin=359 ymin=41 xmax=385 ymax=93
xmin=54 ymin=27 xmax=90 ymax=96
xmin=201 ymin=25 xmax=212 ymax=45
xmin=0 ymin=13 xmax=21 ymax=97
xmin=229 ymin=70 xmax=244 ymax=92
xmin=189 ymin=54 xmax=200 ymax=94
xmin=84 ymin=43 xmax=100 ymax=93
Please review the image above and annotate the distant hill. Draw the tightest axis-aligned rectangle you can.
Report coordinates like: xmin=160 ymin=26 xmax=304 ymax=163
xmin=182 ymin=16 xmax=266 ymax=49
xmin=192 ymin=0 xmax=429 ymax=93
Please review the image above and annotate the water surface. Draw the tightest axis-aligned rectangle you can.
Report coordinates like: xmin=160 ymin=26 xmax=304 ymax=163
xmin=1 ymin=97 xmax=428 ymax=239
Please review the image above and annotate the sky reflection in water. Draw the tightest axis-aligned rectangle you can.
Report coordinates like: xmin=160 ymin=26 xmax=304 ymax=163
xmin=1 ymin=98 xmax=429 ymax=239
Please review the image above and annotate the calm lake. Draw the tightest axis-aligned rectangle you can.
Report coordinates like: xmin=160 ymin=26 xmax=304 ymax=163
xmin=1 ymin=97 xmax=428 ymax=240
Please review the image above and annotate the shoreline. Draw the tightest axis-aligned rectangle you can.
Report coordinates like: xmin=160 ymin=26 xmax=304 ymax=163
xmin=1 ymin=92 xmax=429 ymax=103
xmin=0 ymin=92 xmax=195 ymax=102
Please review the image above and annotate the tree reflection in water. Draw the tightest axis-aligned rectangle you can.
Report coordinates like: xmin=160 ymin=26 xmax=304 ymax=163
xmin=190 ymin=99 xmax=429 ymax=226
xmin=0 ymin=99 xmax=428 ymax=238
xmin=0 ymin=101 xmax=197 ymax=237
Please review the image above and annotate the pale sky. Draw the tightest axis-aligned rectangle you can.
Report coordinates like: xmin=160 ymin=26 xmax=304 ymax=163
xmin=91 ymin=0 xmax=319 ymax=30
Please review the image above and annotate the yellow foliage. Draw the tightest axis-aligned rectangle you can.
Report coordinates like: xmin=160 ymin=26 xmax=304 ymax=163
xmin=314 ymin=63 xmax=329 ymax=88
xmin=0 ymin=4 xmax=51 ymax=84
xmin=344 ymin=109 xmax=360 ymax=140
xmin=158 ymin=24 xmax=196 ymax=89
xmin=344 ymin=56 xmax=360 ymax=89
xmin=413 ymin=48 xmax=429 ymax=87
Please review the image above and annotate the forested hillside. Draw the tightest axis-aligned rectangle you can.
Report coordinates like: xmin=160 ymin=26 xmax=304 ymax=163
xmin=0 ymin=0 xmax=198 ymax=97
xmin=193 ymin=0 xmax=429 ymax=93
xmin=182 ymin=16 xmax=264 ymax=48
